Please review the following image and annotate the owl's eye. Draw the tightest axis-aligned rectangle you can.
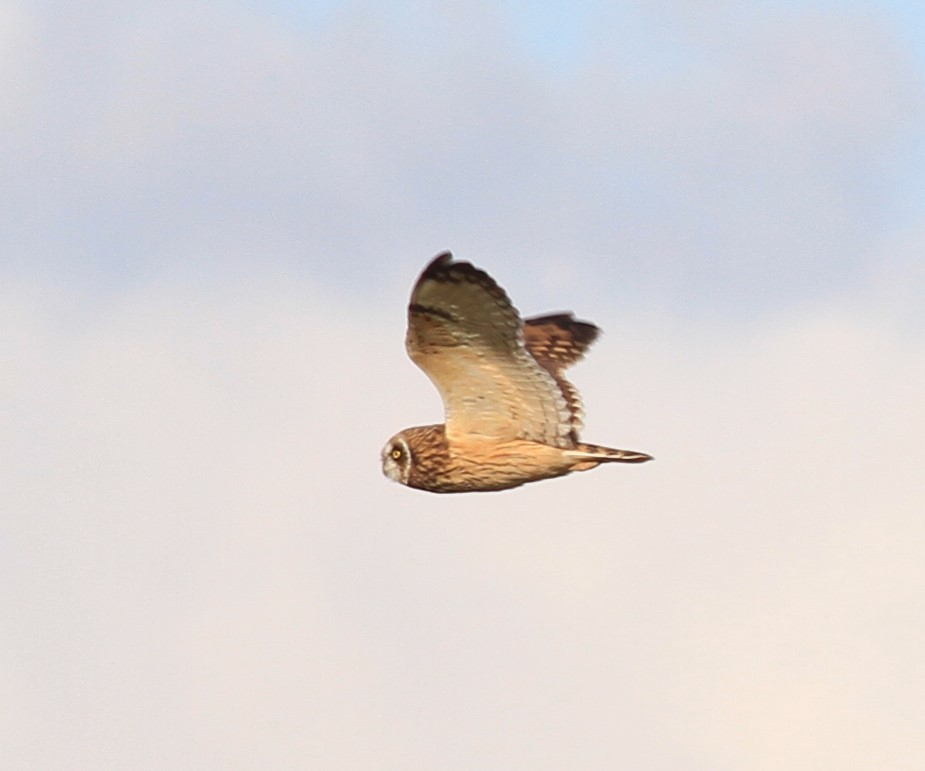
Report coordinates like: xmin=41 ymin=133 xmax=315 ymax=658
xmin=391 ymin=448 xmax=403 ymax=460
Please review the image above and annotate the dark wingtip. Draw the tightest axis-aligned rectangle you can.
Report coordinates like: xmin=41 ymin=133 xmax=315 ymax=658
xmin=525 ymin=312 xmax=601 ymax=346
xmin=423 ymin=251 xmax=453 ymax=273
xmin=413 ymin=252 xmax=510 ymax=308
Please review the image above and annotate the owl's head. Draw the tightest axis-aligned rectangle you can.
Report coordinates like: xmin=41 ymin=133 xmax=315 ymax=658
xmin=380 ymin=425 xmax=449 ymax=489
xmin=381 ymin=432 xmax=413 ymax=485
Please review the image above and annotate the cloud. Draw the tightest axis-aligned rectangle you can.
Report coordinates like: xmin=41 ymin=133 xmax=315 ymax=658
xmin=3 ymin=1 xmax=922 ymax=315
xmin=3 ymin=272 xmax=923 ymax=769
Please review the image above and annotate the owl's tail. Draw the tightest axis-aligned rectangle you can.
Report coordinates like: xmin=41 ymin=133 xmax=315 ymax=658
xmin=565 ymin=443 xmax=653 ymax=471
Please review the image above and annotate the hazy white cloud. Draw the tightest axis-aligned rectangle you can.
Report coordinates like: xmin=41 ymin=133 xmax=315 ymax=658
xmin=3 ymin=275 xmax=923 ymax=769
xmin=3 ymin=1 xmax=924 ymax=768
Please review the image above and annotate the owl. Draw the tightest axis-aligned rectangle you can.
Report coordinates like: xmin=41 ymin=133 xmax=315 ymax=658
xmin=381 ymin=252 xmax=652 ymax=493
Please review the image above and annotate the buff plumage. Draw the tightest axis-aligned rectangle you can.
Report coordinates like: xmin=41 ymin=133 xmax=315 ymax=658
xmin=381 ymin=253 xmax=652 ymax=493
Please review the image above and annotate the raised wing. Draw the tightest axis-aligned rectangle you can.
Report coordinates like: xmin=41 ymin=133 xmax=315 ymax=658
xmin=524 ymin=314 xmax=600 ymax=441
xmin=405 ymin=253 xmax=573 ymax=446
xmin=523 ymin=313 xmax=599 ymax=369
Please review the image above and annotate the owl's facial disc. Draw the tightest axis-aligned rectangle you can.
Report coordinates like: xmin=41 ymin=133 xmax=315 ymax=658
xmin=381 ymin=434 xmax=412 ymax=484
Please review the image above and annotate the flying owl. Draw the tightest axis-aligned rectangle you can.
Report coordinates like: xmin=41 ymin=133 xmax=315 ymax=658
xmin=381 ymin=252 xmax=652 ymax=493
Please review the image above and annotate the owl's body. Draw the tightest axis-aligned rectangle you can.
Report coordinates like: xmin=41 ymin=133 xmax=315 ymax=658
xmin=381 ymin=253 xmax=652 ymax=493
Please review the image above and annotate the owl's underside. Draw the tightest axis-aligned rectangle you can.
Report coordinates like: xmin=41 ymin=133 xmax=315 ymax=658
xmin=381 ymin=252 xmax=652 ymax=493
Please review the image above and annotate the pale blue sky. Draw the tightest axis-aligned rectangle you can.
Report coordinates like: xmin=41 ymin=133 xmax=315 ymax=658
xmin=5 ymin=0 xmax=924 ymax=322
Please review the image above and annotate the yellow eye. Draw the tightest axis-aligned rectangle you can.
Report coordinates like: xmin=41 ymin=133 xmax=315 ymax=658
xmin=391 ymin=448 xmax=403 ymax=460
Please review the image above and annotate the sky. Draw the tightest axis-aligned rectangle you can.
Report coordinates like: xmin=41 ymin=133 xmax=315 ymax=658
xmin=2 ymin=1 xmax=924 ymax=768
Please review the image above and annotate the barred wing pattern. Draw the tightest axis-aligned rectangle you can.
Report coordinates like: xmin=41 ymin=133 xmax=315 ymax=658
xmin=405 ymin=253 xmax=575 ymax=447
xmin=523 ymin=313 xmax=600 ymax=442
xmin=382 ymin=251 xmax=652 ymax=493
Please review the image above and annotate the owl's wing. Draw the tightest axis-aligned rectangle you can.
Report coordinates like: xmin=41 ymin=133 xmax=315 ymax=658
xmin=523 ymin=314 xmax=600 ymax=441
xmin=405 ymin=253 xmax=574 ymax=446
